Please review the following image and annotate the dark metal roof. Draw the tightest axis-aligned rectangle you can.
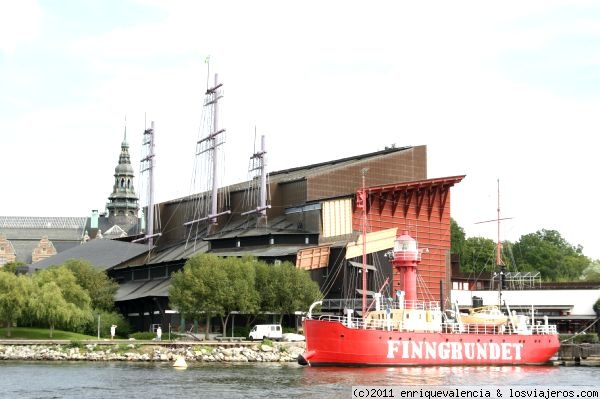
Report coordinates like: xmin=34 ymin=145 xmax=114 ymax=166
xmin=203 ymin=215 xmax=315 ymax=241
xmin=115 ymin=277 xmax=171 ymax=301
xmin=211 ymin=245 xmax=308 ymax=258
xmin=143 ymin=240 xmax=210 ymax=265
xmin=31 ymin=239 xmax=149 ymax=271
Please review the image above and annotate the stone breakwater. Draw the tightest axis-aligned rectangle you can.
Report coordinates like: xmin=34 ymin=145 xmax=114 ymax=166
xmin=0 ymin=342 xmax=306 ymax=363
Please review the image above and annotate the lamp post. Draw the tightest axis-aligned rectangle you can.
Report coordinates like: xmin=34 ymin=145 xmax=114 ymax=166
xmin=97 ymin=314 xmax=101 ymax=340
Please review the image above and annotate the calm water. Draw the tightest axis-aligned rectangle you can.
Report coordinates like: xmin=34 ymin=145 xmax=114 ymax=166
xmin=0 ymin=362 xmax=597 ymax=399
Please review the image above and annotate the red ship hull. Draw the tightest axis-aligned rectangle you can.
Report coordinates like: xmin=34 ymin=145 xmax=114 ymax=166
xmin=299 ymin=319 xmax=560 ymax=367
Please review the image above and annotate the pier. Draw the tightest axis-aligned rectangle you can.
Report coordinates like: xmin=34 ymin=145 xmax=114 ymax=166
xmin=555 ymin=343 xmax=600 ymax=366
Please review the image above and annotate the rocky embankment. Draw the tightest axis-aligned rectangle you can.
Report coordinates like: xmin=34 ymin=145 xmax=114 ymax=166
xmin=0 ymin=342 xmax=306 ymax=363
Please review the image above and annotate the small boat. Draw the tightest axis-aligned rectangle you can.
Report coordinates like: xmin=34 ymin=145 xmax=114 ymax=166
xmin=459 ymin=305 xmax=508 ymax=327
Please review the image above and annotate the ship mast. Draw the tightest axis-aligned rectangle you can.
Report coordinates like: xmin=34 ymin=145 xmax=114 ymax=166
xmin=241 ymin=133 xmax=271 ymax=226
xmin=183 ymin=72 xmax=231 ymax=232
xmin=475 ymin=179 xmax=512 ymax=305
xmin=144 ymin=122 xmax=155 ymax=246
xmin=134 ymin=120 xmax=161 ymax=247
xmin=496 ymin=178 xmax=503 ymax=267
xmin=360 ymin=169 xmax=368 ymax=319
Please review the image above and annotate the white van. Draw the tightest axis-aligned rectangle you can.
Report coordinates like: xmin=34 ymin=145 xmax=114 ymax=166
xmin=248 ymin=324 xmax=283 ymax=340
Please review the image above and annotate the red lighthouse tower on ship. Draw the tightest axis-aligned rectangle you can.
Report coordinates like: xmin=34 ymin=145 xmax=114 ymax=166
xmin=390 ymin=231 xmax=422 ymax=308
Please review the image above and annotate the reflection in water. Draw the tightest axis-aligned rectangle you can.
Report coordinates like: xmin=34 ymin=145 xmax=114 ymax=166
xmin=300 ymin=365 xmax=563 ymax=387
xmin=0 ymin=362 xmax=594 ymax=399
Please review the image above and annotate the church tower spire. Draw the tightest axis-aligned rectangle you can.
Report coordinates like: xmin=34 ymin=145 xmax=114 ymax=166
xmin=106 ymin=122 xmax=139 ymax=233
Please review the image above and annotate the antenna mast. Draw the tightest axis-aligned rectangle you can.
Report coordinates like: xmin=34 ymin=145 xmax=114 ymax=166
xmin=357 ymin=168 xmax=369 ymax=320
xmin=474 ymin=179 xmax=513 ymax=304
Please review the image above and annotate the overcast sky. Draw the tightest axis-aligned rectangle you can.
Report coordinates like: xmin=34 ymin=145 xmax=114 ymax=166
xmin=1 ymin=1 xmax=599 ymax=260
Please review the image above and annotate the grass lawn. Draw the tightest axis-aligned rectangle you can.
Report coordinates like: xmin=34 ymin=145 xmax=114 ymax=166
xmin=0 ymin=327 xmax=97 ymax=340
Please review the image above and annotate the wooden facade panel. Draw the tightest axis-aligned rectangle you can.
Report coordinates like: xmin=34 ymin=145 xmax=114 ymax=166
xmin=296 ymin=245 xmax=331 ymax=270
xmin=322 ymin=199 xmax=353 ymax=238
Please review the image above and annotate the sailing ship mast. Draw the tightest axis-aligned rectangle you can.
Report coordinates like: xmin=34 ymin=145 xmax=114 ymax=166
xmin=184 ymin=72 xmax=231 ymax=233
xmin=134 ymin=120 xmax=161 ymax=247
xmin=241 ymin=133 xmax=271 ymax=226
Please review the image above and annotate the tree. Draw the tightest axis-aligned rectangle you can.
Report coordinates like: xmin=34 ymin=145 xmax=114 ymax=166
xmin=30 ymin=266 xmax=93 ymax=333
xmin=450 ymin=218 xmax=466 ymax=255
xmin=266 ymin=261 xmax=322 ymax=323
xmin=170 ymin=254 xmax=322 ymax=336
xmin=255 ymin=260 xmax=279 ymax=312
xmin=218 ymin=257 xmax=260 ymax=335
xmin=29 ymin=281 xmax=80 ymax=338
xmin=62 ymin=259 xmax=119 ymax=311
xmin=170 ymin=253 xmax=231 ymax=339
xmin=580 ymin=259 xmax=600 ymax=281
xmin=0 ymin=273 xmax=32 ymax=337
xmin=459 ymin=237 xmax=497 ymax=274
xmin=512 ymin=229 xmax=589 ymax=281
xmin=0 ymin=262 xmax=25 ymax=275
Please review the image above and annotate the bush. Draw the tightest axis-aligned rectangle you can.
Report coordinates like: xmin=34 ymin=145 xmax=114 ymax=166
xmin=573 ymin=333 xmax=599 ymax=344
xmin=68 ymin=340 xmax=83 ymax=348
xmin=233 ymin=326 xmax=251 ymax=338
xmin=561 ymin=333 xmax=599 ymax=344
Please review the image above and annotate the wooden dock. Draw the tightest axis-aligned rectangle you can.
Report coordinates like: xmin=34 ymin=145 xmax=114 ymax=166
xmin=555 ymin=343 xmax=600 ymax=366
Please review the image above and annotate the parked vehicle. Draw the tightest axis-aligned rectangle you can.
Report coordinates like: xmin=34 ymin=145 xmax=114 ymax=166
xmin=248 ymin=324 xmax=283 ymax=340
xmin=281 ymin=333 xmax=305 ymax=342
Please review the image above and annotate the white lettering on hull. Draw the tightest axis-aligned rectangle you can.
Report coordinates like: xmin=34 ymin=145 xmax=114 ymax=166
xmin=386 ymin=340 xmax=524 ymax=361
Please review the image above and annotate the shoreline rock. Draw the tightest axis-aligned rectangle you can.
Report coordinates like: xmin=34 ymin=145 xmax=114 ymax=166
xmin=0 ymin=342 xmax=306 ymax=363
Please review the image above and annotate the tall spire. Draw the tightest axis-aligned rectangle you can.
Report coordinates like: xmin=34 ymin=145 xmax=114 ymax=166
xmin=106 ymin=121 xmax=139 ymax=234
xmin=123 ymin=115 xmax=127 ymax=144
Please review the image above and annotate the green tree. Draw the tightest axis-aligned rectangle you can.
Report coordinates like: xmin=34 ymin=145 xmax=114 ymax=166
xmin=581 ymin=259 xmax=600 ymax=281
xmin=62 ymin=259 xmax=119 ymax=311
xmin=218 ymin=256 xmax=260 ymax=335
xmin=30 ymin=266 xmax=93 ymax=333
xmin=450 ymin=218 xmax=466 ymax=255
xmin=0 ymin=262 xmax=25 ymax=275
xmin=0 ymin=273 xmax=33 ymax=337
xmin=269 ymin=261 xmax=322 ymax=324
xmin=170 ymin=254 xmax=322 ymax=336
xmin=459 ymin=236 xmax=497 ymax=274
xmin=29 ymin=281 xmax=80 ymax=338
xmin=255 ymin=260 xmax=278 ymax=312
xmin=512 ymin=229 xmax=589 ymax=281
xmin=169 ymin=253 xmax=230 ymax=339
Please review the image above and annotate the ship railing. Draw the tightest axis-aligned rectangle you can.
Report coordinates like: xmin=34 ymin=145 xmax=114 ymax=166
xmin=441 ymin=322 xmax=559 ymax=335
xmin=393 ymin=300 xmax=441 ymax=311
xmin=313 ymin=316 xmax=559 ymax=335
xmin=315 ymin=314 xmax=383 ymax=330
xmin=531 ymin=324 xmax=558 ymax=335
